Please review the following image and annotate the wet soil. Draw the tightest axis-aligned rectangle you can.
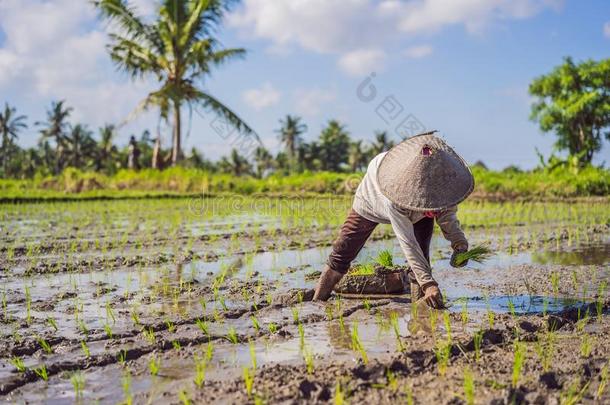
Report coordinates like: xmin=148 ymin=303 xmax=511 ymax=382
xmin=0 ymin=200 xmax=609 ymax=404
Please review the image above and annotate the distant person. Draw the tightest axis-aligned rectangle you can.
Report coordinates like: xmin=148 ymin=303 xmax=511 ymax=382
xmin=313 ymin=131 xmax=473 ymax=309
xmin=128 ymin=135 xmax=141 ymax=170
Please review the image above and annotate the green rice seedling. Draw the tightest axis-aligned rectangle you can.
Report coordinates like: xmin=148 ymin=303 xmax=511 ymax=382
xmin=325 ymin=306 xmax=334 ymax=321
xmin=268 ymin=322 xmax=278 ymax=334
xmin=165 ymin=319 xmax=176 ymax=333
xmin=149 ymin=355 xmax=161 ymax=376
xmin=385 ymin=369 xmax=398 ymax=391
xmin=105 ymin=301 xmax=116 ymax=325
xmin=534 ymin=331 xmax=555 ymax=371
xmin=143 ymin=327 xmax=156 ymax=344
xmin=71 ymin=371 xmax=85 ymax=399
xmin=193 ymin=354 xmax=207 ymax=388
xmin=405 ymin=384 xmax=414 ymax=405
xmin=250 ymin=315 xmax=260 ymax=332
xmin=507 ymin=298 xmax=516 ymax=319
xmin=46 ymin=317 xmax=58 ymax=332
xmin=118 ymin=349 xmax=127 ymax=364
xmin=443 ymin=311 xmax=452 ymax=342
xmin=130 ymin=310 xmax=140 ymax=327
xmin=453 ymin=244 xmax=493 ymax=266
xmin=571 ymin=271 xmax=578 ymax=290
xmin=178 ymin=389 xmax=192 ymax=405
xmin=217 ymin=295 xmax=228 ymax=311
xmin=121 ymin=370 xmax=132 ymax=405
xmin=351 ymin=263 xmax=375 ymax=276
xmin=376 ymin=249 xmax=394 ymax=267
xmin=389 ymin=312 xmax=404 ymax=351
xmin=434 ymin=339 xmax=451 ymax=376
xmin=303 ymin=347 xmax=314 ymax=374
xmin=36 ymin=336 xmax=53 ymax=354
xmin=460 ymin=299 xmax=469 ymax=326
xmin=265 ymin=293 xmax=272 ymax=306
xmin=25 ymin=285 xmax=31 ymax=324
xmin=298 ymin=322 xmax=305 ymax=349
xmin=34 ymin=364 xmax=48 ymax=381
xmin=580 ymin=334 xmax=593 ymax=358
xmin=172 ymin=340 xmax=181 ymax=350
xmin=104 ymin=323 xmax=112 ymax=339
xmin=334 ymin=381 xmax=345 ymax=405
xmin=486 ymin=306 xmax=495 ymax=329
xmin=550 ymin=272 xmax=560 ymax=297
xmin=195 ymin=319 xmax=209 ymax=335
xmin=338 ymin=313 xmax=346 ymax=334
xmin=473 ymin=330 xmax=483 ymax=362
xmin=227 ymin=327 xmax=239 ymax=344
xmin=292 ymin=307 xmax=299 ymax=324
xmin=10 ymin=356 xmax=26 ymax=373
xmin=560 ymin=378 xmax=590 ymax=405
xmin=512 ymin=341 xmax=526 ymax=388
xmin=199 ymin=298 xmax=207 ymax=313
xmin=243 ymin=366 xmax=254 ymax=398
xmin=597 ymin=363 xmax=608 ymax=400
xmin=463 ymin=367 xmax=475 ymax=405
xmin=81 ymin=340 xmax=90 ymax=358
xmin=350 ymin=322 xmax=368 ymax=364
xmin=542 ymin=297 xmax=548 ymax=317
xmin=363 ymin=298 xmax=371 ymax=312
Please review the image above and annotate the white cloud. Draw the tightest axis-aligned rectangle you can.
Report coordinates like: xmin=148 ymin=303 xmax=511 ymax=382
xmin=294 ymin=87 xmax=336 ymax=117
xmin=229 ymin=0 xmax=561 ymax=74
xmin=242 ymin=82 xmax=281 ymax=110
xmin=337 ymin=48 xmax=386 ymax=77
xmin=604 ymin=21 xmax=610 ymax=38
xmin=403 ymin=45 xmax=434 ymax=59
xmin=0 ymin=0 xmax=152 ymax=129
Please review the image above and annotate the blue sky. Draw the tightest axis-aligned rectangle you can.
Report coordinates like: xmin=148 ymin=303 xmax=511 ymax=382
xmin=0 ymin=0 xmax=609 ymax=169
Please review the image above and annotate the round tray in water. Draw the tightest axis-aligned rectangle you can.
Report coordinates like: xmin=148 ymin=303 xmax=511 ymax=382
xmin=333 ymin=265 xmax=410 ymax=295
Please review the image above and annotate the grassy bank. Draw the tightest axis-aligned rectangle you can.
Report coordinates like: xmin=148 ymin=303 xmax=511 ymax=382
xmin=0 ymin=165 xmax=608 ymax=202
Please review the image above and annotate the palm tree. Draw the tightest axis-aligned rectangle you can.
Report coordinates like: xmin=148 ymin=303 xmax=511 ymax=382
xmin=348 ymin=140 xmax=368 ymax=172
xmin=0 ymin=103 xmax=27 ymax=177
xmin=370 ymin=130 xmax=394 ymax=155
xmin=253 ymin=146 xmax=273 ymax=178
xmin=97 ymin=124 xmax=119 ymax=172
xmin=276 ymin=115 xmax=307 ymax=169
xmin=37 ymin=100 xmax=72 ymax=174
xmin=95 ymin=0 xmax=255 ymax=165
xmin=318 ymin=120 xmax=350 ymax=172
xmin=64 ymin=124 xmax=96 ymax=168
xmin=218 ymin=148 xmax=252 ymax=176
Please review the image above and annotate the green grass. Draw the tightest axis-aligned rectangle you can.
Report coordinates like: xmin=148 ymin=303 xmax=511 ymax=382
xmin=1 ymin=164 xmax=608 ymax=201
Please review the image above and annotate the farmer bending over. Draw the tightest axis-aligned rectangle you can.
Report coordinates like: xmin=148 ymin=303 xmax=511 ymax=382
xmin=313 ymin=131 xmax=474 ymax=309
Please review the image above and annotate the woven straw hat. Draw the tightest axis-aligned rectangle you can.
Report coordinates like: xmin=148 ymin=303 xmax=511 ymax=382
xmin=376 ymin=131 xmax=474 ymax=211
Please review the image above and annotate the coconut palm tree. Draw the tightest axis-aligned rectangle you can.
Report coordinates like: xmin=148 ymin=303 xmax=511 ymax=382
xmin=95 ymin=0 xmax=254 ymax=165
xmin=319 ymin=120 xmax=350 ymax=172
xmin=253 ymin=146 xmax=273 ymax=178
xmin=37 ymin=100 xmax=72 ymax=174
xmin=218 ymin=148 xmax=252 ymax=176
xmin=276 ymin=115 xmax=307 ymax=169
xmin=64 ymin=124 xmax=97 ymax=168
xmin=370 ymin=130 xmax=394 ymax=155
xmin=0 ymin=103 xmax=27 ymax=177
xmin=96 ymin=124 xmax=119 ymax=172
xmin=348 ymin=140 xmax=368 ymax=172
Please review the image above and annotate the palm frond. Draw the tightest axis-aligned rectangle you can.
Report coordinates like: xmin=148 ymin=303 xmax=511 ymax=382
xmin=193 ymin=89 xmax=258 ymax=141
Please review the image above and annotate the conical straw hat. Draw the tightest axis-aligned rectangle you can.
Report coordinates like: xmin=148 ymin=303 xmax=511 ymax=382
xmin=376 ymin=131 xmax=474 ymax=211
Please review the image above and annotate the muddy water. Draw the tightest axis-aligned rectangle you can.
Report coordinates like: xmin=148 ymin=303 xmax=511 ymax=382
xmin=2 ymin=209 xmax=610 ymax=403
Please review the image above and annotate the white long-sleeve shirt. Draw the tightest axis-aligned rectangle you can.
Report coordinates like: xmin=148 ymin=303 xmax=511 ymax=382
xmin=352 ymin=152 xmax=468 ymax=286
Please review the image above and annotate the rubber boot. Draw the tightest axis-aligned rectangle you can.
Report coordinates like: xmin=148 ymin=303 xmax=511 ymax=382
xmin=313 ymin=266 xmax=344 ymax=301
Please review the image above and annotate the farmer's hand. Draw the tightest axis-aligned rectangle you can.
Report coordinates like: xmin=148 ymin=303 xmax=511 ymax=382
xmin=450 ymin=245 xmax=468 ymax=268
xmin=422 ymin=284 xmax=444 ymax=309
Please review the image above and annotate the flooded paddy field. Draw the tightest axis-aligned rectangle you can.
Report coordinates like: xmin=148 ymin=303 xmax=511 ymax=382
xmin=0 ymin=196 xmax=609 ymax=404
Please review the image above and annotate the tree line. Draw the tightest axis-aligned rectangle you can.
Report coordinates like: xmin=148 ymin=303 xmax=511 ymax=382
xmin=0 ymin=100 xmax=396 ymax=179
